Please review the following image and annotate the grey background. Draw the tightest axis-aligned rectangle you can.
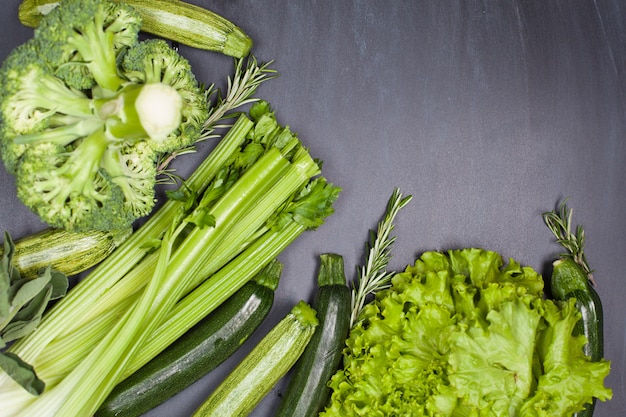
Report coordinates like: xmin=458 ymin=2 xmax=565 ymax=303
xmin=1 ymin=1 xmax=625 ymax=416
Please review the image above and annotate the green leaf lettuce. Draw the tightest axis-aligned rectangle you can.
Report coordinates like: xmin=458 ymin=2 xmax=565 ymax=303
xmin=321 ymin=248 xmax=611 ymax=417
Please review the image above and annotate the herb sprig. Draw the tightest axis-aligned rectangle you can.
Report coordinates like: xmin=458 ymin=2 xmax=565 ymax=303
xmin=350 ymin=188 xmax=412 ymax=327
xmin=157 ymin=56 xmax=277 ymax=174
xmin=542 ymin=199 xmax=595 ymax=285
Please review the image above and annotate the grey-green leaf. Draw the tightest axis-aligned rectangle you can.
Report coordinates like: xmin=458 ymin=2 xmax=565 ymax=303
xmin=0 ymin=351 xmax=45 ymax=395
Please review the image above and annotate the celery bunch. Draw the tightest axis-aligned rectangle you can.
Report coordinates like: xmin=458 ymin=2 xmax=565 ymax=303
xmin=0 ymin=101 xmax=340 ymax=417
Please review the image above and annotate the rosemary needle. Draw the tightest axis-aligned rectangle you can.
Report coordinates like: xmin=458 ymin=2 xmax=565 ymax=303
xmin=542 ymin=198 xmax=596 ymax=286
xmin=350 ymin=188 xmax=412 ymax=327
xmin=157 ymin=56 xmax=277 ymax=173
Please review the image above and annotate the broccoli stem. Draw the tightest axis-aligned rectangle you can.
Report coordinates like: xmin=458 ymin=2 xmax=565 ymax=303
xmin=10 ymin=67 xmax=94 ymax=124
xmin=97 ymin=83 xmax=184 ymax=142
xmin=14 ymin=117 xmax=104 ymax=146
xmin=66 ymin=15 xmax=124 ymax=92
xmin=68 ymin=132 xmax=108 ymax=190
xmin=40 ymin=129 xmax=110 ymax=206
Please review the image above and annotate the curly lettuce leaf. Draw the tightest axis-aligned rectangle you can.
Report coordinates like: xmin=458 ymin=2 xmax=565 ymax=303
xmin=447 ymin=297 xmax=542 ymax=415
xmin=320 ymin=248 xmax=612 ymax=417
xmin=520 ymin=298 xmax=612 ymax=416
xmin=324 ymin=301 xmax=457 ymax=417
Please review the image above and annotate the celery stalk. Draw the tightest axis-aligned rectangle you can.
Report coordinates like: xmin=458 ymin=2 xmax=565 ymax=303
xmin=125 ymin=178 xmax=338 ymax=377
xmin=8 ymin=115 xmax=253 ymax=361
xmin=0 ymin=115 xmax=255 ymax=413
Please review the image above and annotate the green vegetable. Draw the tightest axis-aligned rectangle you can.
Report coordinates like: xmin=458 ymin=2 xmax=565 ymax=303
xmin=0 ymin=232 xmax=67 ymax=395
xmin=543 ymin=200 xmax=605 ymax=417
xmin=18 ymin=0 xmax=253 ymax=58
xmin=321 ymin=248 xmax=612 ymax=417
xmin=0 ymin=0 xmax=208 ymax=232
xmin=95 ymin=259 xmax=281 ymax=417
xmin=550 ymin=258 xmax=603 ymax=362
xmin=192 ymin=300 xmax=319 ymax=417
xmin=0 ymin=102 xmax=339 ymax=417
xmin=0 ymin=227 xmax=131 ymax=279
xmin=276 ymin=253 xmax=351 ymax=417
xmin=272 ymin=188 xmax=407 ymax=417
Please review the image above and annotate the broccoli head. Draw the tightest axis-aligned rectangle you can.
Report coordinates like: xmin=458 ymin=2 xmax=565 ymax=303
xmin=0 ymin=0 xmax=209 ymax=232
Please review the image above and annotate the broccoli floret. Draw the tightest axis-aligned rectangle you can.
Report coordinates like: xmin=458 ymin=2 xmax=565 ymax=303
xmin=0 ymin=41 xmax=96 ymax=172
xmin=15 ymin=140 xmax=135 ymax=231
xmin=34 ymin=0 xmax=141 ymax=92
xmin=0 ymin=0 xmax=209 ymax=232
xmin=121 ymin=39 xmax=208 ymax=154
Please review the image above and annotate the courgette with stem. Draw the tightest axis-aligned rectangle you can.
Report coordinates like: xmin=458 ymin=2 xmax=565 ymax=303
xmin=276 ymin=253 xmax=351 ymax=417
xmin=0 ymin=227 xmax=132 ymax=279
xmin=95 ymin=258 xmax=282 ymax=417
xmin=543 ymin=200 xmax=604 ymax=417
xmin=18 ymin=0 xmax=253 ymax=58
xmin=192 ymin=300 xmax=318 ymax=417
xmin=550 ymin=258 xmax=603 ymax=361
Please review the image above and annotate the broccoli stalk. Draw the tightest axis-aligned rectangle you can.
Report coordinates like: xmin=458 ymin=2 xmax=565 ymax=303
xmin=8 ymin=66 xmax=93 ymax=123
xmin=0 ymin=0 xmax=208 ymax=232
xmin=97 ymin=83 xmax=183 ymax=142
xmin=14 ymin=82 xmax=184 ymax=147
xmin=60 ymin=12 xmax=125 ymax=92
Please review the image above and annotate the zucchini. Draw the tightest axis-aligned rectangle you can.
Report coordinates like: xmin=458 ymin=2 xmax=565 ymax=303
xmin=95 ymin=259 xmax=282 ymax=417
xmin=543 ymin=201 xmax=604 ymax=417
xmin=551 ymin=257 xmax=603 ymax=417
xmin=276 ymin=253 xmax=351 ymax=417
xmin=0 ymin=227 xmax=131 ymax=279
xmin=192 ymin=300 xmax=318 ymax=417
xmin=18 ymin=0 xmax=253 ymax=58
xmin=550 ymin=258 xmax=603 ymax=361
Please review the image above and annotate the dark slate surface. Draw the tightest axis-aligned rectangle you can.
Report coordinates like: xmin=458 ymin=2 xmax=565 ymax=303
xmin=0 ymin=1 xmax=624 ymax=416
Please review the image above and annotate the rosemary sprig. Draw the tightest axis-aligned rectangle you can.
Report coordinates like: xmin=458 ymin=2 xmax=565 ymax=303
xmin=157 ymin=56 xmax=277 ymax=173
xmin=542 ymin=199 xmax=595 ymax=286
xmin=350 ymin=188 xmax=412 ymax=327
xmin=200 ymin=56 xmax=278 ymax=139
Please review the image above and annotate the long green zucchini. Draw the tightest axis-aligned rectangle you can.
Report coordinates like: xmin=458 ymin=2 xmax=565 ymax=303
xmin=550 ymin=258 xmax=603 ymax=362
xmin=543 ymin=201 xmax=604 ymax=417
xmin=192 ymin=300 xmax=318 ymax=417
xmin=1 ymin=227 xmax=131 ymax=278
xmin=550 ymin=257 xmax=603 ymax=417
xmin=276 ymin=253 xmax=351 ymax=417
xmin=18 ymin=0 xmax=253 ymax=58
xmin=95 ymin=259 xmax=282 ymax=417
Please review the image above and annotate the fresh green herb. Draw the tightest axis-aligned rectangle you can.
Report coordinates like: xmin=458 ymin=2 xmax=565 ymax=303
xmin=350 ymin=188 xmax=412 ymax=327
xmin=543 ymin=199 xmax=594 ymax=285
xmin=157 ymin=56 xmax=278 ymax=174
xmin=0 ymin=232 xmax=67 ymax=395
